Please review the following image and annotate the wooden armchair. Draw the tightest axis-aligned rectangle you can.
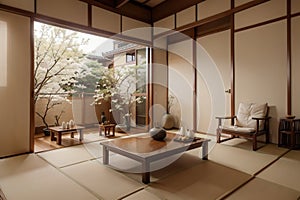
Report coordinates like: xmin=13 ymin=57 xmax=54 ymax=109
xmin=216 ymin=103 xmax=271 ymax=151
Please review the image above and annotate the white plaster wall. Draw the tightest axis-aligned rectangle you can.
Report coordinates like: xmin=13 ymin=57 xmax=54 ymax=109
xmin=198 ymin=0 xmax=230 ymax=20
xmin=0 ymin=11 xmax=30 ymax=157
xmin=197 ymin=30 xmax=231 ymax=134
xmin=235 ymin=21 xmax=287 ymax=143
xmin=176 ymin=6 xmax=196 ymax=27
xmin=0 ymin=0 xmax=34 ymax=12
xmin=168 ymin=40 xmax=194 ymax=130
xmin=92 ymin=6 xmax=120 ymax=33
xmin=37 ymin=0 xmax=88 ymax=26
xmin=235 ymin=0 xmax=286 ymax=29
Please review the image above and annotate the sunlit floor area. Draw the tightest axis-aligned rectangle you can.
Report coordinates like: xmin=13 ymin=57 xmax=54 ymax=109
xmin=34 ymin=126 xmax=148 ymax=152
xmin=1 ymin=133 xmax=300 ymax=200
xmin=34 ymin=127 xmax=118 ymax=152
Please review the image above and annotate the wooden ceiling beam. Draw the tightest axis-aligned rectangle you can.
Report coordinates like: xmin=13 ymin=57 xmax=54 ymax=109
xmin=152 ymin=0 xmax=205 ymax=22
xmin=115 ymin=0 xmax=130 ymax=8
xmin=80 ymin=0 xmax=152 ymax=24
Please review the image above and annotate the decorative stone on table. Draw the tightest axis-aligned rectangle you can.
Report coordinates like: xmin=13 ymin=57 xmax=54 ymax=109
xmin=149 ymin=126 xmax=166 ymax=141
xmin=161 ymin=113 xmax=175 ymax=130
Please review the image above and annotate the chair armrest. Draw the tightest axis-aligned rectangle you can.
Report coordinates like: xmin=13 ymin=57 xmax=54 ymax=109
xmin=216 ymin=116 xmax=236 ymax=119
xmin=252 ymin=116 xmax=271 ymax=120
xmin=216 ymin=116 xmax=236 ymax=127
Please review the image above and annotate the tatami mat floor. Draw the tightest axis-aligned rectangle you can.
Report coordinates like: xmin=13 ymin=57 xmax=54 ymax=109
xmin=1 ymin=133 xmax=300 ymax=200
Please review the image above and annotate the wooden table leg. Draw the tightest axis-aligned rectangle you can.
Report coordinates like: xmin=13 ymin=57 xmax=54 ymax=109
xmin=142 ymin=172 xmax=150 ymax=184
xmin=57 ymin=132 xmax=62 ymax=145
xmin=112 ymin=126 xmax=115 ymax=136
xmin=142 ymin=160 xmax=150 ymax=184
xmin=99 ymin=126 xmax=103 ymax=136
xmin=79 ymin=130 xmax=83 ymax=141
xmin=202 ymin=141 xmax=208 ymax=160
xmin=71 ymin=132 xmax=74 ymax=138
xmin=103 ymin=146 xmax=109 ymax=165
xmin=50 ymin=130 xmax=55 ymax=141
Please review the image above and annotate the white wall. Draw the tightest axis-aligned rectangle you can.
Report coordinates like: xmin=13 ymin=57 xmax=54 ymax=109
xmin=197 ymin=30 xmax=231 ymax=134
xmin=292 ymin=16 xmax=300 ymax=117
xmin=235 ymin=21 xmax=287 ymax=143
xmin=0 ymin=11 xmax=31 ymax=157
xmin=168 ymin=40 xmax=194 ymax=130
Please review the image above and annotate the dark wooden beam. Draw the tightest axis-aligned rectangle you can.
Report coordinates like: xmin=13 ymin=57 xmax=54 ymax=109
xmin=152 ymin=0 xmax=205 ymax=22
xmin=287 ymin=0 xmax=292 ymax=115
xmin=0 ymin=3 xmax=33 ymax=17
xmin=196 ymin=15 xmax=231 ymax=37
xmin=230 ymin=0 xmax=235 ymax=119
xmin=118 ymin=2 xmax=152 ymax=23
xmin=34 ymin=13 xmax=151 ymax=46
xmin=30 ymin=17 xmax=35 ymax=153
xmin=167 ymin=29 xmax=194 ymax=45
xmin=192 ymin=28 xmax=197 ymax=131
xmin=115 ymin=0 xmax=130 ymax=8
xmin=80 ymin=0 xmax=151 ymax=24
xmin=154 ymin=0 xmax=269 ymax=40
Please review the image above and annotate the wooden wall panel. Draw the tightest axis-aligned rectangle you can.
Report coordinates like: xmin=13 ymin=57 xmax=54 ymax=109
xmin=235 ymin=0 xmax=286 ymax=29
xmin=176 ymin=6 xmax=196 ymax=28
xmin=197 ymin=0 xmax=230 ymax=20
xmin=235 ymin=0 xmax=253 ymax=7
xmin=153 ymin=15 xmax=175 ymax=35
xmin=235 ymin=21 xmax=287 ymax=143
xmin=36 ymin=0 xmax=88 ymax=26
xmin=0 ymin=0 xmax=34 ymax=12
xmin=292 ymin=16 xmax=300 ymax=116
xmin=92 ymin=6 xmax=120 ymax=33
xmin=291 ymin=0 xmax=300 ymax=14
xmin=122 ymin=16 xmax=151 ymax=41
xmin=0 ymin=11 xmax=30 ymax=157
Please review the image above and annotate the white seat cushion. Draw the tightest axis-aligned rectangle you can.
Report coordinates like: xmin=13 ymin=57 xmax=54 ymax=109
xmin=220 ymin=125 xmax=255 ymax=133
xmin=235 ymin=103 xmax=268 ymax=130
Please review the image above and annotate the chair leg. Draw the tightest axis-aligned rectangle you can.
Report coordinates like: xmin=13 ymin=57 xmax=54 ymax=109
xmin=291 ymin=133 xmax=295 ymax=149
xmin=266 ymin=131 xmax=270 ymax=144
xmin=217 ymin=129 xmax=221 ymax=143
xmin=253 ymin=135 xmax=257 ymax=151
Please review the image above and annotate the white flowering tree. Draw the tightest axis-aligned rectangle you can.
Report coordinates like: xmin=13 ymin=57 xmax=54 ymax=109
xmin=34 ymin=22 xmax=88 ymax=130
xmin=94 ymin=64 xmax=146 ymax=127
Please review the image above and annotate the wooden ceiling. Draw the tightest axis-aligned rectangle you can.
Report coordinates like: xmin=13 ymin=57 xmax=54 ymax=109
xmin=80 ymin=0 xmax=205 ymax=24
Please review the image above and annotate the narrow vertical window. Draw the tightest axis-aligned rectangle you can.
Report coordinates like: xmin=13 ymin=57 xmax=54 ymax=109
xmin=0 ymin=21 xmax=7 ymax=87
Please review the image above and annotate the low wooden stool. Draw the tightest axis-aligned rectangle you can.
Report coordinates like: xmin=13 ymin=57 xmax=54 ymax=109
xmin=99 ymin=124 xmax=116 ymax=136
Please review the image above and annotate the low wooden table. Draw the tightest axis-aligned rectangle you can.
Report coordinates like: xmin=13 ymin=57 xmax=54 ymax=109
xmin=49 ymin=126 xmax=85 ymax=145
xmin=99 ymin=124 xmax=116 ymax=136
xmin=100 ymin=132 xmax=210 ymax=184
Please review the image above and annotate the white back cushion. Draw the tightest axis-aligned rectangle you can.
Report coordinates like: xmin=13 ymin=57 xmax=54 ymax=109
xmin=236 ymin=103 xmax=268 ymax=130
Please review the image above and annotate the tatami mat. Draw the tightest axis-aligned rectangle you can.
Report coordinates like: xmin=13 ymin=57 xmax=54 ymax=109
xmin=1 ymin=136 xmax=298 ymax=200
xmin=209 ymin=143 xmax=282 ymax=175
xmin=0 ymin=154 xmax=98 ymax=200
xmin=146 ymin=161 xmax=251 ymax=200
xmin=257 ymin=150 xmax=300 ymax=192
xmin=122 ymin=188 xmax=162 ymax=200
xmin=61 ymin=159 xmax=144 ymax=200
xmin=225 ymin=178 xmax=300 ymax=200
xmin=38 ymin=143 xmax=99 ymax=168
xmin=113 ymin=149 xmax=206 ymax=183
